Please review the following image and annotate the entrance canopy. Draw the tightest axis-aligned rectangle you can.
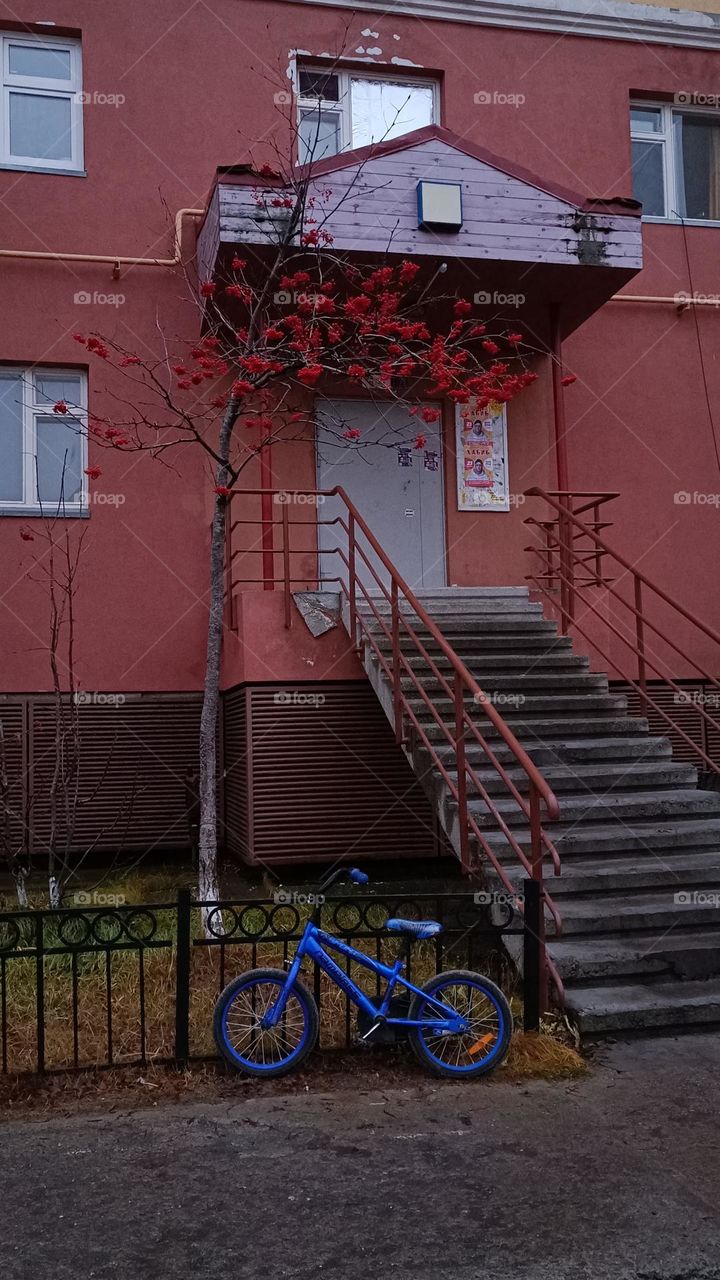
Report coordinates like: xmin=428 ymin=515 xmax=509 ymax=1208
xmin=197 ymin=124 xmax=643 ymax=344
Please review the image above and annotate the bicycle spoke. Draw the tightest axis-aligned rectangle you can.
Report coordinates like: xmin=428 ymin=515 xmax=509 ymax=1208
xmin=223 ymin=980 xmax=308 ymax=1066
xmin=418 ymin=981 xmax=503 ymax=1069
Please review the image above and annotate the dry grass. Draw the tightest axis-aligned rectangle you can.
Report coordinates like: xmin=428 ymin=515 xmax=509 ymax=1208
xmin=0 ymin=1026 xmax=586 ymax=1118
xmin=504 ymin=1030 xmax=587 ymax=1082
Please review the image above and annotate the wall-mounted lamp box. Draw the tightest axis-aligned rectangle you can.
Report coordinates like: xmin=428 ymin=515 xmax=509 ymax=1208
xmin=416 ymin=180 xmax=463 ymax=231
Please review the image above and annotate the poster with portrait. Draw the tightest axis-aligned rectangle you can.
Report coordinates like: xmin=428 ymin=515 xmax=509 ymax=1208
xmin=455 ymin=400 xmax=509 ymax=512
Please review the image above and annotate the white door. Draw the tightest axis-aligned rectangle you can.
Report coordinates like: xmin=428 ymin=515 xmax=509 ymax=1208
xmin=316 ymin=399 xmax=446 ymax=591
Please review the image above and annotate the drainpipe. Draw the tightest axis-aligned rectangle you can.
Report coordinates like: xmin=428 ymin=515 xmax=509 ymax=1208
xmin=549 ymin=307 xmax=573 ymax=633
xmin=549 ymin=307 xmax=569 ymax=494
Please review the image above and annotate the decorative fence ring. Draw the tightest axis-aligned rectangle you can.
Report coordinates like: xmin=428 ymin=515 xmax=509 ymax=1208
xmin=206 ymin=906 xmax=241 ymax=940
xmin=56 ymin=913 xmax=92 ymax=947
xmin=123 ymin=910 xmax=158 ymax=944
xmin=0 ymin=919 xmax=21 ymax=953
xmin=268 ymin=904 xmax=301 ymax=935
xmin=90 ymin=912 xmax=125 ymax=945
xmin=329 ymin=902 xmax=363 ymax=934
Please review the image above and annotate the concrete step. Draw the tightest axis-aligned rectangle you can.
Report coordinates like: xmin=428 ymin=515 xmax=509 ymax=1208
xmin=364 ymin=587 xmax=531 ymax=600
xmin=482 ymin=816 xmax=720 ymax=858
xmin=538 ymin=850 xmax=720 ymax=895
xmin=557 ymin=887 xmax=720 ymax=936
xmin=384 ymin=633 xmax=575 ymax=654
xmin=407 ymin=691 xmax=629 ymax=717
xmin=551 ymin=928 xmax=720 ymax=982
xmin=564 ymin=977 xmax=720 ymax=1034
xmin=367 ymin=616 xmax=559 ymax=636
xmin=421 ymin=715 xmax=650 ymax=743
xmin=434 ymin=735 xmax=672 ymax=767
xmin=359 ymin=598 xmax=543 ymax=617
xmin=462 ymin=759 xmax=698 ymax=797
xmin=400 ymin=652 xmax=591 ymax=673
xmin=470 ymin=787 xmax=720 ymax=830
xmin=400 ymin=670 xmax=609 ymax=693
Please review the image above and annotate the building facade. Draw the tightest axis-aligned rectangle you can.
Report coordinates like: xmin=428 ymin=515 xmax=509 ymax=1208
xmin=1 ymin=0 xmax=720 ymax=867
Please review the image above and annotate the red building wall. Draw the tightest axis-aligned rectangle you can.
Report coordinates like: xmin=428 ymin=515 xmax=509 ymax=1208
xmin=1 ymin=0 xmax=719 ymax=693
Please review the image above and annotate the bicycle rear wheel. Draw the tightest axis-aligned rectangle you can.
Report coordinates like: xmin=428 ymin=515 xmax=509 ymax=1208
xmin=213 ymin=967 xmax=318 ymax=1078
xmin=408 ymin=969 xmax=512 ymax=1079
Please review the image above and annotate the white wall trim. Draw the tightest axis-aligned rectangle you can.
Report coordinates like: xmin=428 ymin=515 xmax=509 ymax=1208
xmin=278 ymin=0 xmax=720 ymax=52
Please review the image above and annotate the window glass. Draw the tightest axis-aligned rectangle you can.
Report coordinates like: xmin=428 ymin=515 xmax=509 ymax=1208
xmin=299 ymin=107 xmax=341 ymax=163
xmin=8 ymin=43 xmax=72 ymax=79
xmin=298 ymin=70 xmax=339 ymax=101
xmin=36 ymin=416 xmax=83 ymax=506
xmin=630 ymin=106 xmax=662 ymax=134
xmin=9 ymin=91 xmax=72 ymax=161
xmin=631 ymin=139 xmax=665 ymax=216
xmin=34 ymin=374 xmax=83 ymax=407
xmin=0 ymin=374 xmax=24 ymax=502
xmin=350 ymin=78 xmax=434 ymax=148
xmin=674 ymin=112 xmax=720 ymax=220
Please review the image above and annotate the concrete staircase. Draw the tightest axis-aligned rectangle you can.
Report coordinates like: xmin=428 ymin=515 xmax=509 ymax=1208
xmin=353 ymin=587 xmax=720 ymax=1037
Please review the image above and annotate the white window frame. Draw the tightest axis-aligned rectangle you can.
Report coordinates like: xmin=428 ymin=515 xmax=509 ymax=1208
xmin=630 ymin=99 xmax=720 ymax=226
xmin=296 ymin=64 xmax=439 ymax=162
xmin=0 ymin=367 xmax=88 ymax=514
xmin=1 ymin=32 xmax=84 ymax=173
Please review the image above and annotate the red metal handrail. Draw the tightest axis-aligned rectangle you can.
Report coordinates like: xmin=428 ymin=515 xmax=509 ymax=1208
xmin=525 ymin=487 xmax=720 ymax=778
xmin=226 ymin=486 xmax=565 ymax=1011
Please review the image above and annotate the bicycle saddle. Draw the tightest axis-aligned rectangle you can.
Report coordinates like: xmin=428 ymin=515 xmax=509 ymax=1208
xmin=386 ymin=918 xmax=443 ymax=939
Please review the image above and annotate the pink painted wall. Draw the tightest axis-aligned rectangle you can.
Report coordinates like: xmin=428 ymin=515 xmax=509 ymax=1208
xmin=0 ymin=0 xmax=719 ymax=690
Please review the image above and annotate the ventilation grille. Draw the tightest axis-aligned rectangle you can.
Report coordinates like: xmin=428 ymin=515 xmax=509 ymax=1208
xmin=1 ymin=695 xmax=202 ymax=855
xmin=222 ymin=682 xmax=448 ymax=866
xmin=223 ymin=687 xmax=250 ymax=859
xmin=612 ymin=679 xmax=720 ymax=765
xmin=0 ymin=701 xmax=26 ymax=854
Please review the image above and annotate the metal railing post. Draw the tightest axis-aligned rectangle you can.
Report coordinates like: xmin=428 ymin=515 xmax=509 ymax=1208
xmin=35 ymin=912 xmax=45 ymax=1074
xmin=634 ymin=575 xmax=647 ymax=715
xmin=259 ymin=436 xmax=275 ymax=590
xmin=529 ymin=785 xmax=548 ymax=1016
xmin=348 ymin=511 xmax=358 ymax=649
xmin=522 ymin=877 xmax=541 ymax=1032
xmin=282 ymin=503 xmax=291 ymax=629
xmin=455 ymin=671 xmax=470 ymax=873
xmin=174 ymin=888 xmax=192 ymax=1067
xmin=391 ymin=580 xmax=402 ymax=743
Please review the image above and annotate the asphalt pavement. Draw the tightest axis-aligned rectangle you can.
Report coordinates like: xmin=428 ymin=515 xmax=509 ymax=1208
xmin=1 ymin=1036 xmax=719 ymax=1279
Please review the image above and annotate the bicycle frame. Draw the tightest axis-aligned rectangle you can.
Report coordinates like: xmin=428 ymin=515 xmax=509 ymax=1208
xmin=262 ymin=921 xmax=468 ymax=1033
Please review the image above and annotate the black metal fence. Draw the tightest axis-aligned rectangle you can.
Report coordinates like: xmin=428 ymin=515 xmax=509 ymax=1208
xmin=0 ymin=883 xmax=542 ymax=1076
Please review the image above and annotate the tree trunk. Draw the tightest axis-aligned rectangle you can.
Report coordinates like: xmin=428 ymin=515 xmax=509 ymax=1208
xmin=197 ymin=494 xmax=225 ymax=924
xmin=197 ymin=404 xmax=238 ymax=930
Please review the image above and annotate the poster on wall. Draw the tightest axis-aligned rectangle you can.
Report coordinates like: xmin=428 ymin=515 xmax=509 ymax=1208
xmin=455 ymin=400 xmax=509 ymax=512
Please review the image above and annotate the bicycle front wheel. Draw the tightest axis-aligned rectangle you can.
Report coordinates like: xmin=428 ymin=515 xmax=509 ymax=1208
xmin=213 ymin=967 xmax=319 ymax=1078
xmin=408 ymin=969 xmax=512 ymax=1079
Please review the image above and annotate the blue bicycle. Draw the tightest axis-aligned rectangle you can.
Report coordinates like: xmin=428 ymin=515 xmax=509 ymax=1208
xmin=213 ymin=868 xmax=513 ymax=1080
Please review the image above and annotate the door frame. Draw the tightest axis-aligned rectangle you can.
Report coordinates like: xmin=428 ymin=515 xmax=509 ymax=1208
xmin=314 ymin=394 xmax=449 ymax=590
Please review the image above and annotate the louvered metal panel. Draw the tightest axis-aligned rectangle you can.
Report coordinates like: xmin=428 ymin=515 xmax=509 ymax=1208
xmin=222 ymin=687 xmax=250 ymax=859
xmin=28 ymin=695 xmax=202 ymax=853
xmin=0 ymin=700 xmax=27 ymax=854
xmin=612 ymin=680 xmax=718 ymax=765
xmin=222 ymin=682 xmax=448 ymax=866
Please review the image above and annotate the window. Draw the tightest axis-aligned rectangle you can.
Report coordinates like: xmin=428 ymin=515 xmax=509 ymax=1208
xmin=297 ymin=66 xmax=437 ymax=163
xmin=631 ymin=101 xmax=720 ymax=222
xmin=1 ymin=33 xmax=83 ymax=171
xmin=0 ymin=368 xmax=87 ymax=513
